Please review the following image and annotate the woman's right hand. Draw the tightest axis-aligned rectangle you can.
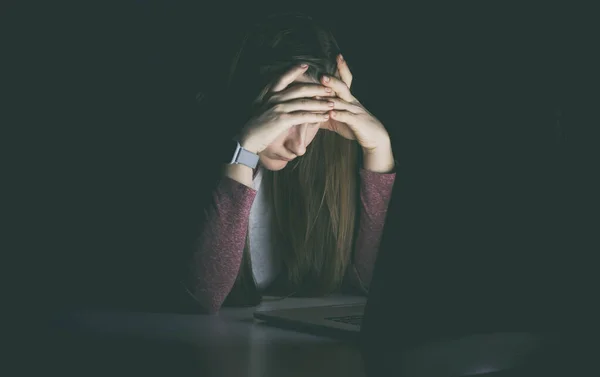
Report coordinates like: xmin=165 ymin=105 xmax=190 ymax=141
xmin=238 ymin=64 xmax=336 ymax=154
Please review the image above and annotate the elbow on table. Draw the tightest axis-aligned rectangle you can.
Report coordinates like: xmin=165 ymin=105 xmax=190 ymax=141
xmin=181 ymin=281 xmax=226 ymax=314
xmin=201 ymin=300 xmax=223 ymax=315
xmin=197 ymin=294 xmax=227 ymax=315
xmin=348 ymin=264 xmax=371 ymax=295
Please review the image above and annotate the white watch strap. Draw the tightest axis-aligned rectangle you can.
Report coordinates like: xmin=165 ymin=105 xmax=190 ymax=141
xmin=231 ymin=142 xmax=259 ymax=169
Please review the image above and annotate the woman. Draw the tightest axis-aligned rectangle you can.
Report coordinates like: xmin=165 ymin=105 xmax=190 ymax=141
xmin=185 ymin=12 xmax=396 ymax=313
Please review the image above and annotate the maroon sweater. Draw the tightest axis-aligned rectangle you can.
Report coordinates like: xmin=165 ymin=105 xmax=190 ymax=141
xmin=187 ymin=168 xmax=396 ymax=313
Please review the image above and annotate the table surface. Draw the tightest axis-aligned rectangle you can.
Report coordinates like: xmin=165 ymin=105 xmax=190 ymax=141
xmin=49 ymin=295 xmax=368 ymax=377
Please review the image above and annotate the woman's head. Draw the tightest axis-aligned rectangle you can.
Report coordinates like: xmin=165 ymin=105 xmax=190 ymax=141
xmin=258 ymin=74 xmax=327 ymax=171
xmin=226 ymin=12 xmax=343 ymax=171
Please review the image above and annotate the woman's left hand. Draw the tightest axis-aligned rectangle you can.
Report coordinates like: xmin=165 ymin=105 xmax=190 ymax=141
xmin=320 ymin=54 xmax=391 ymax=154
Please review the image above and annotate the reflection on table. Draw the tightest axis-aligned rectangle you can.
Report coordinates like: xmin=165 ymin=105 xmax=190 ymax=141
xmin=49 ymin=295 xmax=367 ymax=377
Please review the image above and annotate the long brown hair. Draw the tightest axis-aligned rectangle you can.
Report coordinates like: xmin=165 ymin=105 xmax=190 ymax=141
xmin=222 ymin=12 xmax=359 ymax=306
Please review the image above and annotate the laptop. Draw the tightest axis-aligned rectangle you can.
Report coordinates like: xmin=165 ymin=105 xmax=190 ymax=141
xmin=253 ymin=300 xmax=365 ymax=341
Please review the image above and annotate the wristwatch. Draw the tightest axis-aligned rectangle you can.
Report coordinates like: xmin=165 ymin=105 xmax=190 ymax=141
xmin=228 ymin=140 xmax=259 ymax=169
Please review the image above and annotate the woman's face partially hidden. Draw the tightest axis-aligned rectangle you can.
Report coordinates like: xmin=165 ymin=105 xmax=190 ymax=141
xmin=259 ymin=71 xmax=339 ymax=171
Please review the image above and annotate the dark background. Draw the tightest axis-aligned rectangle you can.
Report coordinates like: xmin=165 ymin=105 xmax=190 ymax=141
xmin=13 ymin=3 xmax=598 ymax=313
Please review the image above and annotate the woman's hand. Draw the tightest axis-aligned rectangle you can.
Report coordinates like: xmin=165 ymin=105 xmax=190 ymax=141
xmin=239 ymin=64 xmax=334 ymax=155
xmin=319 ymin=54 xmax=392 ymax=155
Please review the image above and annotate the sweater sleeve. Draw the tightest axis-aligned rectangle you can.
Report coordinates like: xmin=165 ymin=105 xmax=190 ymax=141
xmin=347 ymin=168 xmax=396 ymax=293
xmin=184 ymin=177 xmax=257 ymax=314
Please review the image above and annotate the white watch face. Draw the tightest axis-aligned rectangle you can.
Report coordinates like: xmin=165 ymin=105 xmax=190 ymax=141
xmin=229 ymin=142 xmax=242 ymax=165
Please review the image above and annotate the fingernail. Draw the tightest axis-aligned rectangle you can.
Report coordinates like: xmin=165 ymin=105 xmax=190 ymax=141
xmin=323 ymin=114 xmax=330 ymax=119
xmin=339 ymin=54 xmax=344 ymax=62
xmin=300 ymin=63 xmax=308 ymax=68
xmin=322 ymin=75 xmax=330 ymax=82
xmin=325 ymin=87 xmax=332 ymax=93
xmin=327 ymin=101 xmax=334 ymax=107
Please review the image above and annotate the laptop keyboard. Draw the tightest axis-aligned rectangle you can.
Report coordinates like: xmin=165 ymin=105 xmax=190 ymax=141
xmin=325 ymin=315 xmax=363 ymax=327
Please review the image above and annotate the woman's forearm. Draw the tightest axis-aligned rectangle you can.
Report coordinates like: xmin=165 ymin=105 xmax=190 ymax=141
xmin=351 ymin=168 xmax=396 ymax=290
xmin=362 ymin=142 xmax=395 ymax=174
xmin=186 ymin=176 xmax=257 ymax=313
xmin=223 ymin=163 xmax=255 ymax=189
